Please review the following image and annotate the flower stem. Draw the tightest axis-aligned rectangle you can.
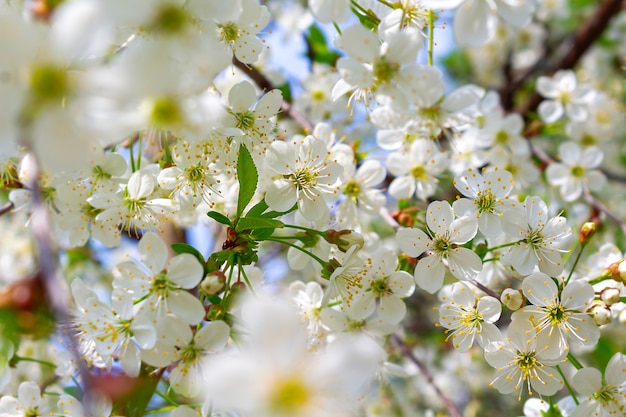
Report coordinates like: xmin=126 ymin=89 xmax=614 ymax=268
xmin=567 ymin=353 xmax=584 ymax=370
xmin=484 ymin=241 xmax=518 ymax=253
xmin=556 ymin=365 xmax=579 ymax=405
xmin=264 ymin=237 xmax=327 ymax=268
xmin=565 ymin=242 xmax=587 ymax=285
xmin=154 ymin=390 xmax=178 ymax=407
xmin=428 ymin=9 xmax=435 ymax=66
xmin=237 ymin=259 xmax=256 ymax=295
xmin=13 ymin=355 xmax=57 ymax=368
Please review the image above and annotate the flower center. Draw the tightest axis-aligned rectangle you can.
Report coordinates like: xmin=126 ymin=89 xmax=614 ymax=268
xmin=311 ymin=90 xmax=325 ymax=101
xmin=24 ymin=407 xmax=41 ymax=417
xmin=418 ymin=106 xmax=441 ymax=123
xmin=570 ymin=166 xmax=585 ymax=178
xmin=150 ymin=97 xmax=182 ymax=128
xmin=151 ymin=4 xmax=189 ymax=34
xmin=525 ymin=229 xmax=544 ymax=249
xmin=515 ymin=351 xmax=537 ymax=376
xmin=186 ymin=164 xmax=205 ymax=183
xmin=235 ymin=111 xmax=256 ymax=131
xmin=475 ymin=191 xmax=497 ymax=213
xmin=269 ymin=375 xmax=311 ymax=414
xmin=151 ymin=273 xmax=176 ymax=297
xmin=219 ymin=22 xmax=240 ymax=43
xmin=30 ymin=64 xmax=68 ymax=102
xmin=495 ymin=130 xmax=509 ymax=144
xmin=292 ymin=168 xmax=317 ymax=190
xmin=178 ymin=342 xmax=201 ymax=364
xmin=580 ymin=133 xmax=597 ymax=146
xmin=547 ymin=304 xmax=567 ymax=325
xmin=592 ymin=384 xmax=618 ymax=405
xmin=372 ymin=58 xmax=399 ymax=87
xmin=344 ymin=180 xmax=360 ymax=199
xmin=433 ymin=238 xmax=452 ymax=257
xmin=370 ymin=278 xmax=391 ymax=297
xmin=460 ymin=308 xmax=483 ymax=329
xmin=411 ymin=165 xmax=427 ymax=180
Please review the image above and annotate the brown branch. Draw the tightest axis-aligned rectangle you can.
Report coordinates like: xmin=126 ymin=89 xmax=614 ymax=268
xmin=26 ymin=159 xmax=95 ymax=414
xmin=231 ymin=57 xmax=315 ymax=133
xmin=469 ymin=279 xmax=501 ymax=300
xmin=514 ymin=0 xmax=625 ymax=116
xmin=0 ymin=201 xmax=14 ymax=216
xmin=392 ymin=334 xmax=464 ymax=417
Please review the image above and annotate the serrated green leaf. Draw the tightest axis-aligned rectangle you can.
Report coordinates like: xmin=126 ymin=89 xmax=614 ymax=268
xmin=207 ymin=210 xmax=232 ymax=226
xmin=246 ymin=199 xmax=269 ymax=218
xmin=235 ymin=216 xmax=284 ymax=232
xmin=263 ymin=203 xmax=298 ymax=219
xmin=250 ymin=228 xmax=275 ymax=241
xmin=211 ymin=251 xmax=232 ymax=262
xmin=171 ymin=243 xmax=206 ymax=266
xmin=237 ymin=144 xmax=258 ymax=218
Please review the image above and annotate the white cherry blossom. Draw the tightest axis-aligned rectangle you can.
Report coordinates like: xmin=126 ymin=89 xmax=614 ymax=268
xmin=438 ymin=282 xmax=502 ymax=351
xmin=113 ymin=231 xmax=205 ymax=325
xmin=397 ymin=200 xmax=481 ymax=293
xmin=571 ymin=353 xmax=626 ymax=417
xmin=513 ymin=272 xmax=599 ymax=355
xmin=536 ymin=70 xmax=594 ymax=123
xmin=546 ymin=141 xmax=606 ymax=202
xmin=452 ymin=167 xmax=520 ymax=237
xmin=501 ymin=196 xmax=572 ymax=276
xmin=265 ymin=135 xmax=343 ymax=222
xmin=485 ymin=320 xmax=565 ymax=400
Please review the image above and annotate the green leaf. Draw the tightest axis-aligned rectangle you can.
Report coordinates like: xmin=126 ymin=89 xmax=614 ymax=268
xmin=351 ymin=7 xmax=379 ymax=31
xmin=305 ymin=24 xmax=341 ymax=66
xmin=246 ymin=199 xmax=269 ymax=218
xmin=207 ymin=210 xmax=232 ymax=227
xmin=263 ymin=203 xmax=298 ymax=219
xmin=236 ymin=144 xmax=258 ymax=218
xmin=250 ymin=228 xmax=275 ymax=241
xmin=171 ymin=243 xmax=206 ymax=266
xmin=235 ymin=216 xmax=285 ymax=233
xmin=207 ymin=295 xmax=222 ymax=305
xmin=276 ymin=82 xmax=292 ymax=103
xmin=211 ymin=250 xmax=233 ymax=262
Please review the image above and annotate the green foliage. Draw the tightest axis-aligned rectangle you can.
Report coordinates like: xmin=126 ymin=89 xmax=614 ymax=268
xmin=305 ymin=24 xmax=341 ymax=66
xmin=207 ymin=210 xmax=232 ymax=227
xmin=235 ymin=217 xmax=284 ymax=233
xmin=171 ymin=243 xmax=207 ymax=275
xmin=442 ymin=49 xmax=474 ymax=84
xmin=236 ymin=144 xmax=258 ymax=218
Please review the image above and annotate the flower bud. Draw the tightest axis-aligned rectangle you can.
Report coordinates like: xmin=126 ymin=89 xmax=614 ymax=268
xmin=600 ymin=287 xmax=621 ymax=306
xmin=206 ymin=304 xmax=226 ymax=321
xmin=588 ymin=302 xmax=612 ymax=326
xmin=200 ymin=271 xmax=226 ymax=296
xmin=579 ymin=221 xmax=597 ymax=243
xmin=619 ymin=261 xmax=626 ymax=282
xmin=323 ymin=229 xmax=364 ymax=252
xmin=619 ymin=309 xmax=626 ymax=325
xmin=501 ymin=288 xmax=524 ymax=311
xmin=604 ymin=259 xmax=625 ymax=283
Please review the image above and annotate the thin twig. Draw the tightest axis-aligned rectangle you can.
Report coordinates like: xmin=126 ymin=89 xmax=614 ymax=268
xmin=469 ymin=279 xmax=501 ymax=300
xmin=392 ymin=334 xmax=464 ymax=417
xmin=27 ymin=159 xmax=94 ymax=414
xmin=0 ymin=201 xmax=14 ymax=216
xmin=231 ymin=57 xmax=315 ymax=132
